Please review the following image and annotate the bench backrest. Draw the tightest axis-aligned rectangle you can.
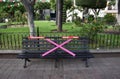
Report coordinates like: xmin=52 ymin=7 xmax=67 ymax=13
xmin=22 ymin=37 xmax=89 ymax=58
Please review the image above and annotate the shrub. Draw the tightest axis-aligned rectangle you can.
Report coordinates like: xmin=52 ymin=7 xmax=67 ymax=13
xmin=104 ymin=14 xmax=117 ymax=25
xmin=45 ymin=15 xmax=50 ymax=21
xmin=14 ymin=11 xmax=27 ymax=25
xmin=73 ymin=16 xmax=82 ymax=27
xmin=14 ymin=11 xmax=22 ymax=23
xmin=35 ymin=13 xmax=40 ymax=20
xmin=114 ymin=25 xmax=120 ymax=32
xmin=21 ymin=13 xmax=27 ymax=25
xmin=87 ymin=15 xmax=94 ymax=23
xmin=81 ymin=22 xmax=104 ymax=37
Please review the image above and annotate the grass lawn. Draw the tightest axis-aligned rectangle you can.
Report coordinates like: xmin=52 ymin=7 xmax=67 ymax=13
xmin=0 ymin=23 xmax=7 ymax=26
xmin=0 ymin=21 xmax=83 ymax=32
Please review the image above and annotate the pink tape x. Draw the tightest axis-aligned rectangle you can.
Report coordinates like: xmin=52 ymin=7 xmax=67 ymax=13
xmin=42 ymin=39 xmax=76 ymax=57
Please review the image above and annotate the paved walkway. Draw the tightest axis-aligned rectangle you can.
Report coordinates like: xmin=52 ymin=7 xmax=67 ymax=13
xmin=0 ymin=57 xmax=120 ymax=79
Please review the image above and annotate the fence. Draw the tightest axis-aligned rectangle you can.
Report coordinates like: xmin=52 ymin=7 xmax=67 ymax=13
xmin=0 ymin=32 xmax=120 ymax=50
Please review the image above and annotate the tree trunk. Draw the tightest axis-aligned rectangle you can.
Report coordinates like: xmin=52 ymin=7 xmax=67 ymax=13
xmin=62 ymin=2 xmax=66 ymax=23
xmin=57 ymin=0 xmax=63 ymax=32
xmin=56 ymin=0 xmax=58 ymax=25
xmin=21 ymin=0 xmax=35 ymax=36
xmin=28 ymin=9 xmax=35 ymax=36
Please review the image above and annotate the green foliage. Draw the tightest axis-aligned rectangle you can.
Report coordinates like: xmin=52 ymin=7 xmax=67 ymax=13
xmin=50 ymin=0 xmax=72 ymax=10
xmin=0 ymin=12 xmax=9 ymax=19
xmin=0 ymin=2 xmax=25 ymax=14
xmin=73 ymin=16 xmax=82 ymax=27
xmin=81 ymin=22 xmax=104 ymax=37
xmin=34 ymin=2 xmax=50 ymax=10
xmin=35 ymin=13 xmax=40 ymax=20
xmin=34 ymin=2 xmax=50 ymax=20
xmin=50 ymin=0 xmax=56 ymax=10
xmin=76 ymin=0 xmax=107 ymax=9
xmin=76 ymin=0 xmax=107 ymax=21
xmin=21 ymin=13 xmax=27 ymax=25
xmin=0 ymin=2 xmax=26 ymax=24
xmin=62 ymin=4 xmax=66 ymax=23
xmin=114 ymin=25 xmax=120 ymax=31
xmin=62 ymin=0 xmax=73 ymax=23
xmin=45 ymin=15 xmax=50 ymax=21
xmin=104 ymin=14 xmax=117 ymax=25
xmin=14 ymin=11 xmax=22 ymax=22
xmin=50 ymin=0 xmax=72 ymax=23
xmin=87 ymin=15 xmax=94 ymax=23
xmin=64 ymin=0 xmax=73 ymax=10
xmin=109 ymin=0 xmax=116 ymax=6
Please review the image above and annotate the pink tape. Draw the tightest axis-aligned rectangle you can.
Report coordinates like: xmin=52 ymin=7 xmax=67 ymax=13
xmin=42 ymin=39 xmax=76 ymax=57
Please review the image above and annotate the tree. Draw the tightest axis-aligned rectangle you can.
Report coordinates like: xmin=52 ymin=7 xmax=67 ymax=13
xmin=62 ymin=0 xmax=72 ymax=23
xmin=20 ymin=0 xmax=63 ymax=33
xmin=76 ymin=0 xmax=107 ymax=20
xmin=50 ymin=0 xmax=72 ymax=31
xmin=109 ymin=0 xmax=116 ymax=6
xmin=107 ymin=0 xmax=116 ymax=10
xmin=76 ymin=0 xmax=107 ymax=8
xmin=1 ymin=0 xmax=37 ymax=36
xmin=34 ymin=2 xmax=50 ymax=20
xmin=50 ymin=0 xmax=56 ymax=10
xmin=56 ymin=0 xmax=63 ymax=32
xmin=20 ymin=0 xmax=35 ymax=36
xmin=0 ymin=2 xmax=26 ymax=24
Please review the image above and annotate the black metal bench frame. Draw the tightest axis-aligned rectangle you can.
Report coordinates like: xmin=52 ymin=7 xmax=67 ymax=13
xmin=17 ymin=36 xmax=94 ymax=68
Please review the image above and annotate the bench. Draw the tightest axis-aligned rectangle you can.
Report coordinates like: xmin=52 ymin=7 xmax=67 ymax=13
xmin=17 ymin=36 xmax=94 ymax=68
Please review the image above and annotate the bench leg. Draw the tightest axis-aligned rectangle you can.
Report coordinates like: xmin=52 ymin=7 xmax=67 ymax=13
xmin=85 ymin=58 xmax=89 ymax=67
xmin=82 ymin=58 xmax=89 ymax=67
xmin=24 ymin=58 xmax=31 ymax=68
xmin=55 ymin=59 xmax=59 ymax=68
xmin=24 ymin=59 xmax=27 ymax=68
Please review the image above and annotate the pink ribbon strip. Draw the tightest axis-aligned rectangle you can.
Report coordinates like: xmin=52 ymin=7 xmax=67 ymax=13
xmin=42 ymin=39 xmax=76 ymax=57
